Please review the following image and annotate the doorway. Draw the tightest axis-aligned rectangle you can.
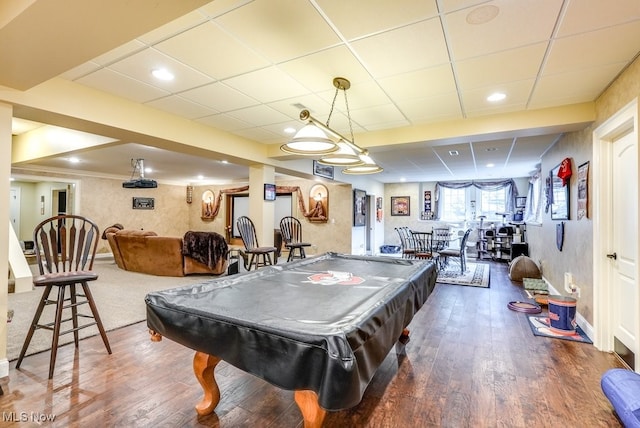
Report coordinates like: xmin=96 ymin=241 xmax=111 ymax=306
xmin=593 ymin=98 xmax=639 ymax=370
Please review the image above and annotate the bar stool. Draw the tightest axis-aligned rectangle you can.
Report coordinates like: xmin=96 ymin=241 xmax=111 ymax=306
xmin=15 ymin=215 xmax=111 ymax=378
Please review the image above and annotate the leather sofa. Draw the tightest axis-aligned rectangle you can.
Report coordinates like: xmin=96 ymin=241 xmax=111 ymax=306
xmin=105 ymin=228 xmax=227 ymax=277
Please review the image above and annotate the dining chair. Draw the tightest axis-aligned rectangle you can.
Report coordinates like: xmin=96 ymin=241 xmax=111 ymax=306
xmin=279 ymin=216 xmax=312 ymax=262
xmin=412 ymin=231 xmax=437 ymax=261
xmin=438 ymin=228 xmax=473 ymax=274
xmin=395 ymin=227 xmax=415 ymax=259
xmin=15 ymin=215 xmax=112 ymax=378
xmin=236 ymin=216 xmax=278 ymax=270
xmin=432 ymin=227 xmax=451 ymax=251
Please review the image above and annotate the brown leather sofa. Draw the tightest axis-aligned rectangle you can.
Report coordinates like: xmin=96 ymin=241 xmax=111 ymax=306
xmin=105 ymin=229 xmax=227 ymax=277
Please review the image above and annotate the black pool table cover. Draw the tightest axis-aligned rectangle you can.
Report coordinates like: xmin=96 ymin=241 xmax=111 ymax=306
xmin=145 ymin=252 xmax=437 ymax=411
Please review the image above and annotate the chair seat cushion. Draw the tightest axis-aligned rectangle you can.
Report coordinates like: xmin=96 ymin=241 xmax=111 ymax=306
xmin=601 ymin=368 xmax=640 ymax=427
xmin=34 ymin=271 xmax=98 ymax=286
xmin=286 ymin=242 xmax=311 ymax=248
xmin=439 ymin=249 xmax=460 ymax=257
xmin=247 ymin=247 xmax=278 ymax=254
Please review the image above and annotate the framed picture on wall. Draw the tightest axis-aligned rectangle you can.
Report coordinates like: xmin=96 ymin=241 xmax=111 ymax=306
xmin=313 ymin=160 xmax=334 ymax=180
xmin=391 ymin=196 xmax=410 ymax=216
xmin=353 ymin=189 xmax=366 ymax=226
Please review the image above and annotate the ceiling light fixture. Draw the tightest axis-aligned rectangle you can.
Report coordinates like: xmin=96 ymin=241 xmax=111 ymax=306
xmin=281 ymin=77 xmax=382 ymax=174
xmin=487 ymin=92 xmax=506 ymax=102
xmin=151 ymin=68 xmax=174 ymax=81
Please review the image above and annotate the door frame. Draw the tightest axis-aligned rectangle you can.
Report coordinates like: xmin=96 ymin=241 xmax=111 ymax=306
xmin=593 ymin=98 xmax=639 ymax=358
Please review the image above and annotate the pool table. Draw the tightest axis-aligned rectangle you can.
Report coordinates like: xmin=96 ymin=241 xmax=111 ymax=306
xmin=145 ymin=252 xmax=437 ymax=427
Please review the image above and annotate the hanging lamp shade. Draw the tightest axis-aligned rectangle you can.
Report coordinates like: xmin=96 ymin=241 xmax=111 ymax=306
xmin=318 ymin=141 xmax=364 ymax=166
xmin=342 ymin=153 xmax=384 ymax=175
xmin=280 ymin=123 xmax=338 ymax=155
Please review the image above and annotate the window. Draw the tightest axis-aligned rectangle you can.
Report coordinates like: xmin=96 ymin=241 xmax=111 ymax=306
xmin=440 ymin=187 xmax=466 ymax=221
xmin=478 ymin=187 xmax=507 ymax=221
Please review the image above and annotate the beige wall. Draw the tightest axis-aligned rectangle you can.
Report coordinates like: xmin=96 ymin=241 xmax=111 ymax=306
xmin=528 ymin=55 xmax=640 ymax=326
xmin=527 ymin=128 xmax=593 ymax=321
xmin=10 ymin=171 xmax=355 ymax=257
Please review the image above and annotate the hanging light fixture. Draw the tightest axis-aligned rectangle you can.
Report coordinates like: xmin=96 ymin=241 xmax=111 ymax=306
xmin=343 ymin=152 xmax=384 ymax=174
xmin=281 ymin=77 xmax=382 ymax=174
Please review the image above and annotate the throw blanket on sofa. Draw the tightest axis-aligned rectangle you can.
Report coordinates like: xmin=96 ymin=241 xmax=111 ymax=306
xmin=182 ymin=231 xmax=228 ymax=270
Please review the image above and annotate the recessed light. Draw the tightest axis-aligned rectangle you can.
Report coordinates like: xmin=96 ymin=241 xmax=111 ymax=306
xmin=68 ymin=157 xmax=80 ymax=163
xmin=487 ymin=92 xmax=506 ymax=102
xmin=151 ymin=68 xmax=174 ymax=81
xmin=284 ymin=127 xmax=296 ymax=134
xmin=486 ymin=163 xmax=495 ymax=168
xmin=220 ymin=160 xmax=228 ymax=164
xmin=197 ymin=175 xmax=204 ymax=180
xmin=485 ymin=147 xmax=498 ymax=152
xmin=400 ymin=177 xmax=406 ymax=182
xmin=449 ymin=150 xmax=459 ymax=156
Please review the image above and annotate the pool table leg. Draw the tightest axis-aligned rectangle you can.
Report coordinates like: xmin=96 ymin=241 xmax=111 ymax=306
xmin=193 ymin=351 xmax=222 ymax=416
xmin=294 ymin=390 xmax=327 ymax=428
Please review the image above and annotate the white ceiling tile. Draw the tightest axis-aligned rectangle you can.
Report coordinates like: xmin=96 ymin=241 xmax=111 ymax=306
xmin=137 ymin=10 xmax=209 ymax=45
xmin=145 ymin=95 xmax=218 ymax=119
xmin=461 ymin=79 xmax=534 ymax=115
xmin=223 ymin=66 xmax=310 ymax=103
xmin=155 ymin=21 xmax=269 ymax=80
xmin=456 ymin=43 xmax=547 ymax=91
xmin=278 ymin=46 xmax=373 ymax=92
xmin=267 ymin=94 xmax=332 ymax=120
xmin=215 ymin=0 xmax=341 ymax=63
xmin=530 ymin=63 xmax=626 ymax=109
xmin=180 ymin=82 xmax=259 ymax=112
xmin=557 ymin=0 xmax=640 ymax=37
xmin=232 ymin=126 xmax=281 ymax=143
xmin=545 ymin=22 xmax=640 ymax=75
xmin=351 ymin=18 xmax=450 ymax=78
xmin=225 ymin=104 xmax=292 ymax=127
xmin=199 ymin=0 xmax=255 ymax=19
xmin=350 ymin=104 xmax=407 ymax=128
xmin=378 ymin=65 xmax=458 ymax=100
xmin=90 ymin=40 xmax=147 ymax=66
xmin=316 ymin=0 xmax=438 ymax=40
xmin=195 ymin=113 xmax=253 ymax=131
xmin=107 ymin=47 xmax=213 ymax=93
xmin=439 ymin=0 xmax=492 ymax=13
xmin=444 ymin=0 xmax=563 ymax=60
xmin=60 ymin=61 xmax=101 ymax=80
xmin=76 ymin=68 xmax=170 ymax=103
xmin=395 ymin=93 xmax=463 ymax=123
xmin=472 ymin=139 xmax=513 ymax=165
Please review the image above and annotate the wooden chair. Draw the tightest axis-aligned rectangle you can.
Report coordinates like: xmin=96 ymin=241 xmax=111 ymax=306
xmin=438 ymin=228 xmax=473 ymax=274
xmin=279 ymin=216 xmax=312 ymax=262
xmin=15 ymin=215 xmax=111 ymax=378
xmin=236 ymin=216 xmax=278 ymax=271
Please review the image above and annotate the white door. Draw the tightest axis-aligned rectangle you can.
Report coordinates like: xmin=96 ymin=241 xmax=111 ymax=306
xmin=611 ymin=131 xmax=638 ymax=364
xmin=9 ymin=187 xmax=20 ymax=237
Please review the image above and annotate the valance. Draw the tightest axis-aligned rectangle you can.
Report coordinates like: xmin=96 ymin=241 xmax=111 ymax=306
xmin=433 ymin=179 xmax=518 ymax=220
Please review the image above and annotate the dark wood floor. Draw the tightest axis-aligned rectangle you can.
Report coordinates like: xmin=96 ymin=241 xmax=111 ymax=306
xmin=0 ymin=260 xmax=625 ymax=427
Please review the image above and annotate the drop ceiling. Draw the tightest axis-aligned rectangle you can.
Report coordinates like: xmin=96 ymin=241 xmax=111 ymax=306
xmin=6 ymin=0 xmax=640 ymax=184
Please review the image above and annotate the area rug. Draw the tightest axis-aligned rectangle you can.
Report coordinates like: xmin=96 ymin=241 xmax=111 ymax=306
xmin=436 ymin=262 xmax=490 ymax=288
xmin=527 ymin=316 xmax=593 ymax=344
xmin=6 ymin=260 xmax=209 ymax=361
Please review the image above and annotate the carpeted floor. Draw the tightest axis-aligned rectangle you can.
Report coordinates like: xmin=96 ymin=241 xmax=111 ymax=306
xmin=437 ymin=261 xmax=491 ymax=288
xmin=6 ymin=260 xmax=212 ymax=362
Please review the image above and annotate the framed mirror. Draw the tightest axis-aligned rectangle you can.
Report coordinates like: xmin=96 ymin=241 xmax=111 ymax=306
xmin=550 ymin=164 xmax=569 ymax=220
